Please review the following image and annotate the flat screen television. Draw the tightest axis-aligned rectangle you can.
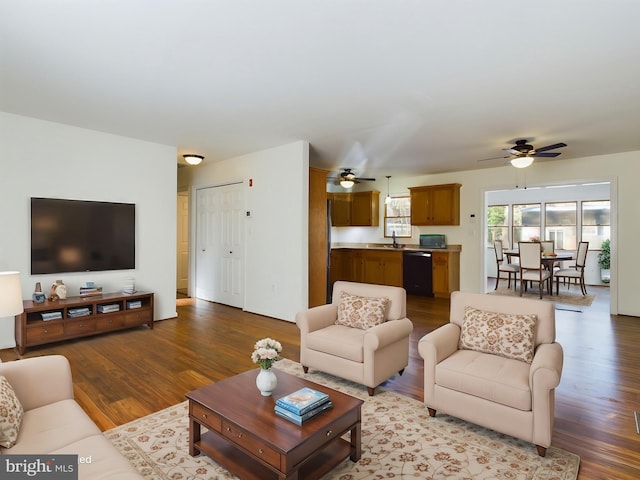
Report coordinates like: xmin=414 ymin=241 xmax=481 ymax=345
xmin=31 ymin=197 xmax=135 ymax=274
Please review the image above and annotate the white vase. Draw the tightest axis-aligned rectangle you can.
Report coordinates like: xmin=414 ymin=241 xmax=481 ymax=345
xmin=256 ymin=368 xmax=277 ymax=396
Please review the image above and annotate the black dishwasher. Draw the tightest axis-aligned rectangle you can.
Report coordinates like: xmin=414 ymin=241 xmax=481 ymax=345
xmin=403 ymin=251 xmax=433 ymax=297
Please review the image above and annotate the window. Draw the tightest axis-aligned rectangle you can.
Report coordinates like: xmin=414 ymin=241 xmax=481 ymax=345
xmin=513 ymin=203 xmax=541 ymax=244
xmin=582 ymin=200 xmax=610 ymax=250
xmin=545 ymin=202 xmax=577 ymax=250
xmin=487 ymin=205 xmax=509 ymax=248
xmin=384 ymin=196 xmax=411 ymax=238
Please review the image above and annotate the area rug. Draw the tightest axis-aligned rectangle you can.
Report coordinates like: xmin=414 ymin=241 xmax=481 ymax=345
xmin=105 ymin=358 xmax=580 ymax=479
xmin=492 ymin=287 xmax=595 ymax=308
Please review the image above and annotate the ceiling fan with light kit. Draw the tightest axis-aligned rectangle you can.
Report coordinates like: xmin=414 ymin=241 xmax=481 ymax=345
xmin=478 ymin=139 xmax=568 ymax=168
xmin=328 ymin=168 xmax=376 ymax=189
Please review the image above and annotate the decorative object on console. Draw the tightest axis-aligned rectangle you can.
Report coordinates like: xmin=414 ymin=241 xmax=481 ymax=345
xmin=32 ymin=281 xmax=45 ymax=304
xmin=48 ymin=280 xmax=66 ymax=301
xmin=0 ymin=272 xmax=24 ymax=317
xmin=123 ymin=276 xmax=136 ymax=294
xmin=251 ymin=337 xmax=282 ymax=396
xmin=54 ymin=280 xmax=67 ymax=299
xmin=183 ymin=154 xmax=204 ymax=165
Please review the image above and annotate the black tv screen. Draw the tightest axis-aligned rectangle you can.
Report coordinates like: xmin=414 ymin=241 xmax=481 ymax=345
xmin=31 ymin=197 xmax=135 ymax=274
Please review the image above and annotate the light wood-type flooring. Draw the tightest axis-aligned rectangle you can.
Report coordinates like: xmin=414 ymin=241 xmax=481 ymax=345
xmin=2 ymin=284 xmax=638 ymax=479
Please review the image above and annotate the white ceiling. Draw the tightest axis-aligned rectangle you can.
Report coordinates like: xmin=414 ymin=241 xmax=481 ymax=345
xmin=2 ymin=1 xmax=640 ymax=178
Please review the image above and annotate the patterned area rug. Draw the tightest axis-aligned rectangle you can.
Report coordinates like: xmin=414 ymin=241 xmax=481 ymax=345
xmin=492 ymin=287 xmax=595 ymax=307
xmin=105 ymin=358 xmax=580 ymax=479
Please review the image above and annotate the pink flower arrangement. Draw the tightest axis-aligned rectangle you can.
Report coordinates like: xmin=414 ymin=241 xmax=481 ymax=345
xmin=251 ymin=337 xmax=282 ymax=370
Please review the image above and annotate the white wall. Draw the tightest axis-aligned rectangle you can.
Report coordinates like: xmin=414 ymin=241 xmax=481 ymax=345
xmin=178 ymin=141 xmax=309 ymax=322
xmin=0 ymin=113 xmax=178 ymax=349
xmin=331 ymin=151 xmax=640 ymax=317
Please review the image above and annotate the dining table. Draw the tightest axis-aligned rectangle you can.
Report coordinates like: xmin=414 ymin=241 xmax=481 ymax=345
xmin=504 ymin=250 xmax=574 ymax=295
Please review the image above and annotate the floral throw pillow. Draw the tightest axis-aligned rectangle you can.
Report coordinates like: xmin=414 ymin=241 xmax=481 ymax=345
xmin=335 ymin=291 xmax=390 ymax=330
xmin=458 ymin=306 xmax=537 ymax=363
xmin=0 ymin=375 xmax=24 ymax=448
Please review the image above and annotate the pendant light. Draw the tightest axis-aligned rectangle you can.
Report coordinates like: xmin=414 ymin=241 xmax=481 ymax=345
xmin=385 ymin=176 xmax=392 ymax=204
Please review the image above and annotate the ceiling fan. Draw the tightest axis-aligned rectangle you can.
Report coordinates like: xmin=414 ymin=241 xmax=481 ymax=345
xmin=329 ymin=168 xmax=376 ymax=188
xmin=479 ymin=139 xmax=568 ymax=168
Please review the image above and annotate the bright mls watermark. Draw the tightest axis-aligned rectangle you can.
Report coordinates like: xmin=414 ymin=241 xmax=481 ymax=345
xmin=1 ymin=455 xmax=80 ymax=479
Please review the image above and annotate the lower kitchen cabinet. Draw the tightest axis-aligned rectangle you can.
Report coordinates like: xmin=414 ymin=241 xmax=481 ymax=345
xmin=361 ymin=251 xmax=403 ymax=287
xmin=432 ymin=251 xmax=460 ymax=298
xmin=330 ymin=248 xmax=459 ymax=296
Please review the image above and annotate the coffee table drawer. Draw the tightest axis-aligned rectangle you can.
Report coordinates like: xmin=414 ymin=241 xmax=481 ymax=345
xmin=191 ymin=403 xmax=221 ymax=433
xmin=221 ymin=420 xmax=280 ymax=469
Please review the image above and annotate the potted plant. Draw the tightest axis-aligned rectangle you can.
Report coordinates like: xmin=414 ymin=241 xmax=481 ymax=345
xmin=598 ymin=239 xmax=610 ymax=283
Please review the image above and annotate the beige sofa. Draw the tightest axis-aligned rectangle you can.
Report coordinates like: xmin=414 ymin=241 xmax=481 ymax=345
xmin=418 ymin=291 xmax=563 ymax=456
xmin=296 ymin=281 xmax=413 ymax=395
xmin=0 ymin=355 xmax=142 ymax=479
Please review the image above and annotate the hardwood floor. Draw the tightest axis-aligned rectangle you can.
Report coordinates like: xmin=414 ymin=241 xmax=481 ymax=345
xmin=2 ymin=285 xmax=639 ymax=479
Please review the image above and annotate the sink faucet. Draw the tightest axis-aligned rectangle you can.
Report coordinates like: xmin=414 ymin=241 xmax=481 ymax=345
xmin=392 ymin=230 xmax=399 ymax=248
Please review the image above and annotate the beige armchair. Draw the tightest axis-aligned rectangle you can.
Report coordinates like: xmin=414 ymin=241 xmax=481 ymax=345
xmin=418 ymin=291 xmax=563 ymax=456
xmin=296 ymin=281 xmax=413 ymax=396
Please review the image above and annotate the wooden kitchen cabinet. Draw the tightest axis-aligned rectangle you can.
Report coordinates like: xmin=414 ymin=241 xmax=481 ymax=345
xmin=432 ymin=251 xmax=460 ymax=297
xmin=362 ymin=250 xmax=403 ymax=287
xmin=351 ymin=191 xmax=380 ymax=226
xmin=350 ymin=250 xmax=364 ymax=282
xmin=331 ymin=249 xmax=402 ymax=287
xmin=329 ymin=191 xmax=379 ymax=226
xmin=331 ymin=247 xmax=458 ymax=294
xmin=409 ymin=183 xmax=461 ymax=225
xmin=329 ymin=192 xmax=352 ymax=226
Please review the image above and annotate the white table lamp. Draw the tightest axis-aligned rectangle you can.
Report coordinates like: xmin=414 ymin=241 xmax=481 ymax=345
xmin=0 ymin=271 xmax=24 ymax=318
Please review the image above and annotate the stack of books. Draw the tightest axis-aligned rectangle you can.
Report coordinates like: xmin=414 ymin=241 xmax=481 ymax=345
xmin=97 ymin=303 xmax=120 ymax=313
xmin=41 ymin=311 xmax=63 ymax=321
xmin=68 ymin=307 xmax=91 ymax=318
xmin=126 ymin=300 xmax=142 ymax=309
xmin=80 ymin=284 xmax=103 ymax=296
xmin=275 ymin=387 xmax=332 ymax=425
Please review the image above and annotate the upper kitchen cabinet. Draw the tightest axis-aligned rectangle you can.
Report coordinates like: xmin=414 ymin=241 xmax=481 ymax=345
xmin=329 ymin=191 xmax=380 ymax=227
xmin=408 ymin=183 xmax=461 ymax=226
xmin=329 ymin=192 xmax=352 ymax=226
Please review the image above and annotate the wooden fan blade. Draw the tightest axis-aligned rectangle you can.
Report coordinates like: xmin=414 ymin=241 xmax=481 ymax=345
xmin=532 ymin=152 xmax=561 ymax=158
xmin=534 ymin=142 xmax=567 ymax=153
xmin=356 ymin=177 xmax=376 ymax=181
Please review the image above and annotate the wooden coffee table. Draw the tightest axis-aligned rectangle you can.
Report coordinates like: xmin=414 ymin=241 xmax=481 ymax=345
xmin=186 ymin=368 xmax=364 ymax=480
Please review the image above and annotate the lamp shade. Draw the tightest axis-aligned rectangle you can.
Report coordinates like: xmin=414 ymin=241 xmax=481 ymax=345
xmin=183 ymin=154 xmax=204 ymax=166
xmin=0 ymin=272 xmax=23 ymax=317
xmin=510 ymin=156 xmax=534 ymax=168
xmin=340 ymin=179 xmax=354 ymax=188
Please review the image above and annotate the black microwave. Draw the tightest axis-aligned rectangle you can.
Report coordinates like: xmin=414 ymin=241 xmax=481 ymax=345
xmin=419 ymin=234 xmax=447 ymax=249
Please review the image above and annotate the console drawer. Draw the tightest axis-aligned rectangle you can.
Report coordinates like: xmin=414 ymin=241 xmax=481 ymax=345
xmin=124 ymin=309 xmax=151 ymax=326
xmin=65 ymin=318 xmax=97 ymax=336
xmin=97 ymin=314 xmax=126 ymax=331
xmin=221 ymin=420 xmax=280 ymax=469
xmin=26 ymin=323 xmax=65 ymax=343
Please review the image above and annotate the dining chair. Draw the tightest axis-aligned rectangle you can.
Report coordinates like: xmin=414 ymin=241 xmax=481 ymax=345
xmin=493 ymin=241 xmax=519 ymax=290
xmin=554 ymin=241 xmax=589 ymax=295
xmin=518 ymin=241 xmax=552 ymax=298
xmin=540 ymin=240 xmax=561 ymax=271
xmin=540 ymin=240 xmax=555 ymax=255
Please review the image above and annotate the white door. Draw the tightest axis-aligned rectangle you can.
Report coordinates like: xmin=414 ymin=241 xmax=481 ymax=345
xmin=176 ymin=193 xmax=189 ymax=291
xmin=195 ymin=183 xmax=244 ymax=308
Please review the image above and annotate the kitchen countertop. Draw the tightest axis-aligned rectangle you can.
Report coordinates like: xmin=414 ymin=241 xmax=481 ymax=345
xmin=331 ymin=243 xmax=462 ymax=253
